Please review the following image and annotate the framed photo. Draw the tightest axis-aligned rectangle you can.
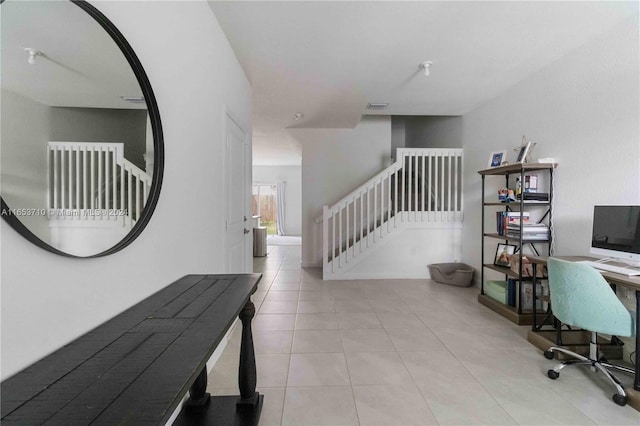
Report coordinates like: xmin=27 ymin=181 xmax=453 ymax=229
xmin=516 ymin=141 xmax=532 ymax=164
xmin=494 ymin=243 xmax=516 ymax=267
xmin=488 ymin=150 xmax=507 ymax=168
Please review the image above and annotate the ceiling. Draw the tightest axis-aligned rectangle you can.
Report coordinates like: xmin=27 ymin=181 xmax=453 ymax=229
xmin=209 ymin=1 xmax=637 ymax=166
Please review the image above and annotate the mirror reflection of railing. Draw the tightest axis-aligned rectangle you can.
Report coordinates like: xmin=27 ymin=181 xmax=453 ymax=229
xmin=47 ymin=142 xmax=151 ymax=227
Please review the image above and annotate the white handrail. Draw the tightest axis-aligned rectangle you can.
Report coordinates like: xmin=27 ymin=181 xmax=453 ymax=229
xmin=322 ymin=148 xmax=463 ymax=278
xmin=47 ymin=141 xmax=151 ymax=226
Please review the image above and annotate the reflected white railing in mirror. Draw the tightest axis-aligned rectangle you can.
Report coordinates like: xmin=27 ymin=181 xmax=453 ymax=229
xmin=322 ymin=148 xmax=463 ymax=278
xmin=47 ymin=142 xmax=151 ymax=227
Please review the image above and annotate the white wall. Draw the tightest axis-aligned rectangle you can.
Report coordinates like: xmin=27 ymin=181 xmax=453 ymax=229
xmin=337 ymin=226 xmax=462 ymax=279
xmin=294 ymin=116 xmax=392 ymax=267
xmin=391 ymin=116 xmax=406 ymax=161
xmin=405 ymin=116 xmax=463 ymax=149
xmin=1 ymin=0 xmax=251 ymax=378
xmin=1 ymin=90 xmax=51 ymax=242
xmin=50 ymin=107 xmax=148 ymax=170
xmin=391 ymin=116 xmax=463 ymax=157
xmin=253 ymin=165 xmax=302 ymax=236
xmin=461 ymin=16 xmax=639 ymax=282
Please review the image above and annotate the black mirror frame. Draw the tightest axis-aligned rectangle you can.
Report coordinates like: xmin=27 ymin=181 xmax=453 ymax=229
xmin=0 ymin=0 xmax=164 ymax=258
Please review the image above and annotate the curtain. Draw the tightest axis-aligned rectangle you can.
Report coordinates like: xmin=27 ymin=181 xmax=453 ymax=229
xmin=276 ymin=181 xmax=286 ymax=236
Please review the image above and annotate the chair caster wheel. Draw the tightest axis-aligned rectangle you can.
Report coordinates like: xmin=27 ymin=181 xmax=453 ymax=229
xmin=612 ymin=394 xmax=627 ymax=406
xmin=547 ymin=370 xmax=559 ymax=379
xmin=543 ymin=350 xmax=554 ymax=360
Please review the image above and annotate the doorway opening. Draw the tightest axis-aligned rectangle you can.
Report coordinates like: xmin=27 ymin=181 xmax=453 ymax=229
xmin=252 ymin=183 xmax=277 ymax=235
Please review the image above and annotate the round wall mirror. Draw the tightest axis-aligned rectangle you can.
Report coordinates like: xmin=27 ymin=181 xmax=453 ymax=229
xmin=0 ymin=0 xmax=163 ymax=257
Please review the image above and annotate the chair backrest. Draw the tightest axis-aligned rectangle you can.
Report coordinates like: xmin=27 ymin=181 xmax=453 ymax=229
xmin=547 ymin=257 xmax=633 ymax=337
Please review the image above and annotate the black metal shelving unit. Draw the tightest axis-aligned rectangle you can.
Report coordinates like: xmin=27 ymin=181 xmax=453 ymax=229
xmin=478 ymin=163 xmax=557 ymax=325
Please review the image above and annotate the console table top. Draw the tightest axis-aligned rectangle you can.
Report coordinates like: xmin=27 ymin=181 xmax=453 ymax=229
xmin=1 ymin=273 xmax=262 ymax=425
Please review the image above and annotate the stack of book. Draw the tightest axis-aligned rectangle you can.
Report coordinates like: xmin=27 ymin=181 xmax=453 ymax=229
xmin=506 ymin=223 xmax=549 ymax=240
xmin=496 ymin=211 xmax=529 ymax=235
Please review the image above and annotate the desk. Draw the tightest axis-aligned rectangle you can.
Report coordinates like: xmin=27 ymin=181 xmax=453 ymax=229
xmin=1 ymin=274 xmax=263 ymax=425
xmin=528 ymin=256 xmax=640 ymax=411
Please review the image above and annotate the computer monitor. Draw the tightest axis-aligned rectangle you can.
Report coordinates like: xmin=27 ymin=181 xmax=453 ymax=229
xmin=590 ymin=205 xmax=640 ymax=264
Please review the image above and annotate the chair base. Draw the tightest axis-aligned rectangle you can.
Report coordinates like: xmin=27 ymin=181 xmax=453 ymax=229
xmin=545 ymin=332 xmax=635 ymax=407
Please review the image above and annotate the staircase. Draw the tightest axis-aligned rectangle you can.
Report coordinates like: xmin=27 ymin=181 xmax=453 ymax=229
xmin=47 ymin=141 xmax=151 ymax=227
xmin=322 ymin=148 xmax=463 ymax=279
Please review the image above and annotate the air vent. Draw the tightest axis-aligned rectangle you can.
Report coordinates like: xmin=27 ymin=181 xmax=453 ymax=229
xmin=121 ymin=96 xmax=146 ymax=104
xmin=366 ymin=103 xmax=389 ymax=110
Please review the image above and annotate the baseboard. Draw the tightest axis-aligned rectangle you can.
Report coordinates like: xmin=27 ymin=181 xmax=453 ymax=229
xmin=324 ymin=271 xmax=430 ymax=280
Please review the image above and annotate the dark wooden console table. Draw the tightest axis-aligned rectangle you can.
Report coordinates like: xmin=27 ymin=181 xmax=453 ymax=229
xmin=1 ymin=273 xmax=263 ymax=425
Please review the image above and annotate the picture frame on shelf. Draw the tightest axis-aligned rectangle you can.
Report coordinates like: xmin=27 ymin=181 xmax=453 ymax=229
xmin=516 ymin=141 xmax=532 ymax=164
xmin=494 ymin=243 xmax=516 ymax=267
xmin=488 ymin=150 xmax=507 ymax=168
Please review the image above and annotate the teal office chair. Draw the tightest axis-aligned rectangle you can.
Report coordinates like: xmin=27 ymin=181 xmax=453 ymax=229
xmin=544 ymin=257 xmax=635 ymax=406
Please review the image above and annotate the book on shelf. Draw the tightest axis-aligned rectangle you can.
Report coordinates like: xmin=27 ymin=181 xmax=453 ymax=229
xmin=506 ymin=223 xmax=548 ymax=232
xmin=496 ymin=211 xmax=530 ymax=235
xmin=506 ymin=223 xmax=549 ymax=240
xmin=506 ymin=233 xmax=549 ymax=240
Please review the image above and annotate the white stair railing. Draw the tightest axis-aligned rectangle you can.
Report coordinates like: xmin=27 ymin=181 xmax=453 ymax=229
xmin=322 ymin=148 xmax=463 ymax=277
xmin=47 ymin=142 xmax=151 ymax=227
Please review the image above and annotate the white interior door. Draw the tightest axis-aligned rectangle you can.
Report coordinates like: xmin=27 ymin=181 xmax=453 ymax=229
xmin=225 ymin=115 xmax=249 ymax=273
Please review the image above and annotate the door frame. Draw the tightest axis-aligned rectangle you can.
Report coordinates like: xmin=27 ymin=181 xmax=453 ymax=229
xmin=224 ymin=108 xmax=251 ymax=273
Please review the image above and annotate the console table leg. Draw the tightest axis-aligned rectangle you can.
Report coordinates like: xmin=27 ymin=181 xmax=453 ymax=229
xmin=184 ymin=367 xmax=211 ymax=413
xmin=237 ymin=299 xmax=259 ymax=408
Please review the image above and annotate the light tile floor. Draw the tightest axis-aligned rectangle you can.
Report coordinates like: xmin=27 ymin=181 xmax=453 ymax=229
xmin=208 ymin=245 xmax=640 ymax=425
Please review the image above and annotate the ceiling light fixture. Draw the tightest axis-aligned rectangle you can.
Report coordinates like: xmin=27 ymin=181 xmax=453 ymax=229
xmin=419 ymin=61 xmax=433 ymax=76
xmin=366 ymin=103 xmax=389 ymax=110
xmin=293 ymin=112 xmax=304 ymax=121
xmin=25 ymin=48 xmax=43 ymax=65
